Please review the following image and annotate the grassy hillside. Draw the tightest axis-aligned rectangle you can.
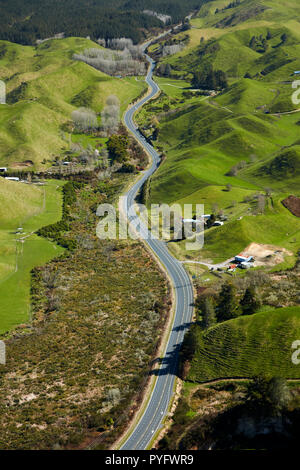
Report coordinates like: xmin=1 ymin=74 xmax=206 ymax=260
xmin=188 ymin=306 xmax=300 ymax=382
xmin=0 ymin=35 xmax=149 ymax=331
xmin=0 ymin=179 xmax=43 ymax=228
xmin=242 ymin=144 xmax=300 ymax=191
xmin=138 ymin=0 xmax=300 ymax=262
xmin=148 ymin=98 xmax=300 ymax=198
xmin=168 ymin=194 xmax=299 ymax=263
xmin=0 ymin=179 xmax=64 ymax=333
xmin=0 ymin=37 xmax=147 ymax=168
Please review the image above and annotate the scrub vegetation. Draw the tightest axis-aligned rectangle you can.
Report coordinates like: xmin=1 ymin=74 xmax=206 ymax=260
xmin=0 ymin=172 xmax=170 ymax=450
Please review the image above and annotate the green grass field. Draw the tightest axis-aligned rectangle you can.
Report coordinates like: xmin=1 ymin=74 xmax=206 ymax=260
xmin=0 ymin=179 xmax=64 ymax=333
xmin=0 ymin=38 xmax=147 ymax=169
xmin=154 ymin=77 xmax=192 ymax=97
xmin=188 ymin=306 xmax=300 ymax=382
xmin=167 ymin=194 xmax=300 ymax=263
xmin=139 ymin=0 xmax=300 ymax=263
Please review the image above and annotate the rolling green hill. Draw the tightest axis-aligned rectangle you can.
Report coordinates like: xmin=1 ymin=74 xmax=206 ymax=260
xmin=188 ymin=306 xmax=300 ymax=382
xmin=0 ymin=37 xmax=147 ymax=169
xmin=149 ymin=98 xmax=300 ymax=201
xmin=243 ymin=145 xmax=300 ymax=191
xmin=140 ymin=0 xmax=300 ymax=262
xmin=0 ymin=35 xmax=148 ymax=332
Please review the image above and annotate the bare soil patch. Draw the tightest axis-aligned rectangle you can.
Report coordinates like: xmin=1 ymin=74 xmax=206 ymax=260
xmin=282 ymin=195 xmax=300 ymax=217
xmin=10 ymin=160 xmax=34 ymax=168
xmin=241 ymin=242 xmax=293 ymax=267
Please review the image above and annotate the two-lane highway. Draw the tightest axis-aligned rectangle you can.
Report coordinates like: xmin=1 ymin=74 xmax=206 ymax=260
xmin=120 ymin=48 xmax=194 ymax=450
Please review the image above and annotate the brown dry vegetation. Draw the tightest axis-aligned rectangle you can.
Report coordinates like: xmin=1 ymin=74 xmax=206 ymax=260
xmin=158 ymin=380 xmax=300 ymax=450
xmin=0 ymin=173 xmax=170 ymax=450
xmin=157 ymin=382 xmax=244 ymax=450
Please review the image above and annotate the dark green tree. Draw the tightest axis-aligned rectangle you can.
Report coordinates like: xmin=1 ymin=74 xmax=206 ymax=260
xmin=240 ymin=287 xmax=260 ymax=315
xmin=249 ymin=36 xmax=256 ymax=50
xmin=246 ymin=375 xmax=290 ymax=412
xmin=214 ymin=69 xmax=228 ymax=88
xmin=217 ymin=281 xmax=241 ymax=321
xmin=182 ymin=20 xmax=191 ymax=31
xmin=192 ymin=68 xmax=227 ymax=90
xmin=165 ymin=63 xmax=172 ymax=77
xmin=206 ymin=213 xmax=216 ymax=228
xmin=200 ymin=297 xmax=216 ymax=329
xmin=281 ymin=33 xmax=287 ymax=43
xmin=261 ymin=38 xmax=268 ymax=52
xmin=107 ymin=134 xmax=129 ymax=163
xmin=180 ymin=324 xmax=198 ymax=362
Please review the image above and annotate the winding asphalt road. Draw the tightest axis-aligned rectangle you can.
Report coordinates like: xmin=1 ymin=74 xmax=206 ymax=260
xmin=120 ymin=47 xmax=194 ymax=450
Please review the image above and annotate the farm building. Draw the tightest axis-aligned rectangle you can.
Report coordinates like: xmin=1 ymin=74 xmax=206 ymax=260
xmin=235 ymin=254 xmax=253 ymax=263
xmin=213 ymin=221 xmax=224 ymax=227
xmin=183 ymin=218 xmax=203 ymax=224
xmin=240 ymin=262 xmax=253 ymax=269
xmin=228 ymin=264 xmax=237 ymax=272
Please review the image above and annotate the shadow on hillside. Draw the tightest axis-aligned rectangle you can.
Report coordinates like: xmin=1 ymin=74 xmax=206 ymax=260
xmin=172 ymin=321 xmax=192 ymax=332
xmin=176 ymin=283 xmax=195 ymax=292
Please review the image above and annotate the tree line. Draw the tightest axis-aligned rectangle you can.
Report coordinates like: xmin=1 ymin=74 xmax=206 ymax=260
xmin=192 ymin=68 xmax=228 ymax=90
xmin=0 ymin=0 xmax=208 ymax=45
xmin=198 ymin=281 xmax=261 ymax=329
xmin=73 ymin=46 xmax=146 ymax=76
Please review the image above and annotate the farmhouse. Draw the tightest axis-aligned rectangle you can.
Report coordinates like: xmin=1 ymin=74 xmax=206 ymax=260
xmin=235 ymin=254 xmax=253 ymax=263
xmin=183 ymin=218 xmax=202 ymax=224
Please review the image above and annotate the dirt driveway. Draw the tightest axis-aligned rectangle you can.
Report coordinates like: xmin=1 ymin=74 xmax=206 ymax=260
xmin=240 ymin=243 xmax=293 ymax=267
